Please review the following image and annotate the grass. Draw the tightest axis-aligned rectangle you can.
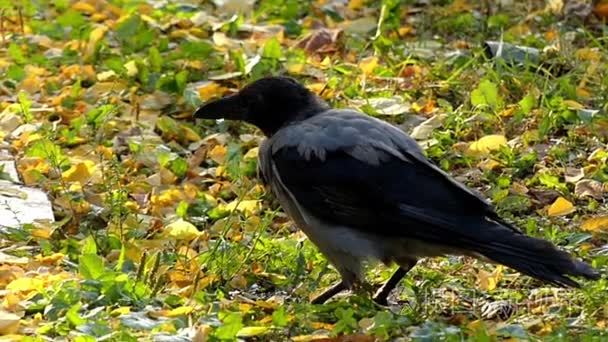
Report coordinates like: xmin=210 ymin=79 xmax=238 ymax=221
xmin=0 ymin=0 xmax=607 ymax=340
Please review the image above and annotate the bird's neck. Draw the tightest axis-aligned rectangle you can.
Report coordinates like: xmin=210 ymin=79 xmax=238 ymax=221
xmin=260 ymin=96 xmax=330 ymax=137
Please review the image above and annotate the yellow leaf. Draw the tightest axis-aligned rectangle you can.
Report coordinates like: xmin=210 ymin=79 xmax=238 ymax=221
xmin=575 ymin=48 xmax=601 ymax=62
xmin=229 ymin=274 xmax=247 ymax=289
xmin=0 ymin=311 xmax=20 ymax=335
xmin=124 ymin=60 xmax=138 ymax=77
xmin=36 ymin=253 xmax=64 ymax=266
xmin=85 ymin=25 xmax=108 ymax=60
xmin=359 ymin=56 xmax=378 ymax=76
xmin=110 ymin=307 xmax=131 ymax=316
xmin=477 ymin=265 xmax=503 ymax=291
xmin=31 ymin=227 xmax=52 ymax=239
xmin=224 ymin=200 xmax=260 ymax=217
xmin=547 ymin=197 xmax=575 ymax=217
xmin=166 ymin=306 xmax=194 ymax=317
xmin=467 ymin=135 xmax=507 ymax=156
xmin=286 ymin=62 xmax=305 ymax=74
xmin=237 ymin=326 xmax=270 ymax=338
xmin=198 ymin=82 xmax=226 ymax=101
xmin=6 ymin=277 xmax=44 ymax=294
xmin=243 ymin=147 xmax=259 ymax=161
xmin=477 ymin=159 xmax=501 ymax=171
xmin=348 ymin=0 xmax=364 ymax=10
xmin=581 ymin=216 xmax=608 ymax=232
xmin=208 ymin=144 xmax=227 ymax=164
xmin=72 ymin=1 xmax=96 ymax=14
xmin=562 ymin=100 xmax=584 ymax=110
xmin=165 ymin=219 xmax=201 ymax=241
xmin=62 ymin=161 xmax=96 ymax=184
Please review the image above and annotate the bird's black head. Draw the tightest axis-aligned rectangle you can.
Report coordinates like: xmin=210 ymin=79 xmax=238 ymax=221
xmin=194 ymin=76 xmax=328 ymax=136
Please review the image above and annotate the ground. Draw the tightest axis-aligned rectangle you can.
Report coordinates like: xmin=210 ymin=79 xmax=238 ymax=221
xmin=0 ymin=0 xmax=607 ymax=341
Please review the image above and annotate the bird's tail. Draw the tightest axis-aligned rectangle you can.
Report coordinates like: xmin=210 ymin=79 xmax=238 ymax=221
xmin=472 ymin=220 xmax=600 ymax=287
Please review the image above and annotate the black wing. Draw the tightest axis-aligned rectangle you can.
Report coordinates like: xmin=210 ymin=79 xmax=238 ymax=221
xmin=271 ymin=144 xmax=516 ymax=247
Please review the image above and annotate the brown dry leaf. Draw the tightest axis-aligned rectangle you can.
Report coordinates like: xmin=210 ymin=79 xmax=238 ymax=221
xmin=575 ymin=179 xmax=604 ymax=199
xmin=295 ymin=28 xmax=342 ymax=54
xmin=0 ymin=311 xmax=20 ymax=335
xmin=581 ymin=216 xmax=608 ymax=232
xmin=595 ymin=2 xmax=608 ymax=18
xmin=564 ymin=167 xmax=584 ymax=183
xmin=547 ymin=197 xmax=575 ymax=216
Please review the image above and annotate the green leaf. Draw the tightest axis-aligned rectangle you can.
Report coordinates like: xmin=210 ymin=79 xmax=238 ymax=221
xmin=67 ymin=303 xmax=86 ymax=327
xmin=175 ymin=70 xmax=189 ymax=94
xmin=7 ymin=64 xmax=25 ymax=81
xmin=26 ymin=139 xmax=68 ymax=168
xmin=518 ymin=93 xmax=536 ymax=114
xmin=82 ymin=235 xmax=97 ymax=255
xmin=79 ymin=254 xmax=105 ymax=280
xmin=263 ymin=38 xmax=283 ymax=59
xmin=214 ymin=313 xmax=243 ymax=340
xmin=57 ymin=10 xmax=86 ymax=29
xmin=272 ymin=307 xmax=288 ymax=327
xmin=180 ymin=41 xmax=214 ymax=59
xmin=86 ymin=104 xmax=116 ymax=128
xmin=8 ymin=42 xmax=26 ymax=64
xmin=334 ymin=308 xmax=357 ymax=334
xmin=116 ymin=15 xmax=141 ymax=41
xmin=18 ymin=91 xmax=33 ymax=123
xmin=149 ymin=47 xmax=163 ymax=73
xmin=169 ymin=157 xmax=188 ymax=178
xmin=471 ymin=79 xmax=502 ymax=110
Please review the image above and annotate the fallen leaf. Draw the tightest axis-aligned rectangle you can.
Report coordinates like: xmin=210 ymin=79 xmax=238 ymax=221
xmin=224 ymin=199 xmax=260 ymax=217
xmin=208 ymin=144 xmax=227 ymax=164
xmin=467 ymin=135 xmax=507 ymax=156
xmin=295 ymin=28 xmax=342 ymax=54
xmin=410 ymin=114 xmax=445 ymax=140
xmin=198 ymin=82 xmax=227 ymax=101
xmin=166 ymin=306 xmax=194 ymax=317
xmin=124 ymin=60 xmax=138 ymax=77
xmin=0 ymin=311 xmax=20 ymax=335
xmin=581 ymin=216 xmax=608 ymax=232
xmin=85 ymin=25 xmax=108 ymax=60
xmin=575 ymin=179 xmax=604 ymax=199
xmin=358 ymin=56 xmax=378 ymax=76
xmin=353 ymin=97 xmax=410 ymax=116
xmin=595 ymin=2 xmax=608 ymax=19
xmin=0 ymin=252 xmax=29 ymax=265
xmin=547 ymin=197 xmax=575 ymax=217
xmin=165 ymin=219 xmax=202 ymax=241
xmin=478 ymin=265 xmax=503 ymax=291
xmin=62 ymin=161 xmax=96 ymax=184
xmin=564 ymin=167 xmax=584 ymax=183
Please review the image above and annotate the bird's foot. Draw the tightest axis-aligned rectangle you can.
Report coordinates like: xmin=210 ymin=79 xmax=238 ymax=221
xmin=310 ymin=281 xmax=346 ymax=304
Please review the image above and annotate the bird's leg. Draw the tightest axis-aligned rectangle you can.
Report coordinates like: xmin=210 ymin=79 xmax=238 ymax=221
xmin=311 ymin=281 xmax=346 ymax=304
xmin=373 ymin=260 xmax=417 ymax=306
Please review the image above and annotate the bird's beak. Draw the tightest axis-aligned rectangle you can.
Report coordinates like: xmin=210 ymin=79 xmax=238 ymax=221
xmin=193 ymin=94 xmax=247 ymax=121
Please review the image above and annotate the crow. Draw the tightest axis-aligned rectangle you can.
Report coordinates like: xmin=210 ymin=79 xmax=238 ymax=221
xmin=194 ymin=76 xmax=600 ymax=305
